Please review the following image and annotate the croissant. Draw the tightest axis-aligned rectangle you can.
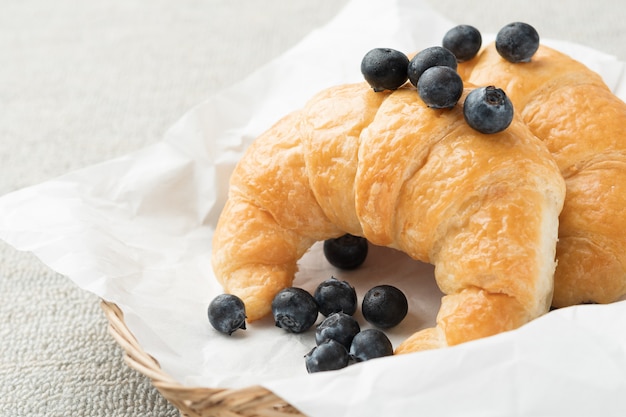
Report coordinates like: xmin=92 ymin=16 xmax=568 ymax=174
xmin=211 ymin=81 xmax=566 ymax=353
xmin=461 ymin=43 xmax=626 ymax=307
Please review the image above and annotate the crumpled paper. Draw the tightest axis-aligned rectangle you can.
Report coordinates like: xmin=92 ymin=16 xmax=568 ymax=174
xmin=1 ymin=0 xmax=625 ymax=416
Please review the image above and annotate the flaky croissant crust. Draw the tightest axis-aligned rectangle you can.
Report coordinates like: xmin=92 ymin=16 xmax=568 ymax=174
xmin=462 ymin=43 xmax=626 ymax=308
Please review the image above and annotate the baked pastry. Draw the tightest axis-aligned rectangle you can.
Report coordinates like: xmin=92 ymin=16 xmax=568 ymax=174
xmin=211 ymin=81 xmax=566 ymax=352
xmin=461 ymin=43 xmax=626 ymax=307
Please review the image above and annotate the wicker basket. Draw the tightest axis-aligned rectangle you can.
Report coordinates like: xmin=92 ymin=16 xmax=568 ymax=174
xmin=100 ymin=300 xmax=305 ymax=417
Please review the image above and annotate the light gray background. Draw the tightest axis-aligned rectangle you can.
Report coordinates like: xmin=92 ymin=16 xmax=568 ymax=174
xmin=2 ymin=1 xmax=625 ymax=416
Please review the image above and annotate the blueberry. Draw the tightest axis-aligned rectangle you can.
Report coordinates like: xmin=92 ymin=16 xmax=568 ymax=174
xmin=495 ymin=22 xmax=540 ymax=63
xmin=305 ymin=340 xmax=350 ymax=373
xmin=314 ymin=276 xmax=358 ymax=316
xmin=349 ymin=329 xmax=394 ymax=362
xmin=417 ymin=66 xmax=463 ymax=109
xmin=271 ymin=287 xmax=319 ymax=333
xmin=323 ymin=234 xmax=368 ymax=270
xmin=315 ymin=312 xmax=361 ymax=349
xmin=442 ymin=24 xmax=482 ymax=62
xmin=362 ymin=285 xmax=408 ymax=328
xmin=407 ymin=46 xmax=458 ymax=87
xmin=207 ymin=294 xmax=246 ymax=335
xmin=361 ymin=48 xmax=409 ymax=92
xmin=463 ymin=86 xmax=514 ymax=134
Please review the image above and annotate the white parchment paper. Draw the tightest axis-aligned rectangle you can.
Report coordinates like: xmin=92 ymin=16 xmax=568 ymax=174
xmin=1 ymin=0 xmax=625 ymax=415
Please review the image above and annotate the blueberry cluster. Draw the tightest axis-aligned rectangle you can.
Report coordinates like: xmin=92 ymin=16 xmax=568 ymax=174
xmin=208 ymin=234 xmax=409 ymax=374
xmin=301 ymin=278 xmax=407 ymax=373
xmin=271 ymin=274 xmax=408 ymax=373
xmin=360 ymin=22 xmax=540 ymax=135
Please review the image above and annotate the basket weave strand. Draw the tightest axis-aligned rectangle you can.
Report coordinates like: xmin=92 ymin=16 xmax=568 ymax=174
xmin=100 ymin=300 xmax=306 ymax=417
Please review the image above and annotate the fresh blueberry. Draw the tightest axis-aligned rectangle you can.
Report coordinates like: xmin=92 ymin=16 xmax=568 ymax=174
xmin=323 ymin=234 xmax=368 ymax=270
xmin=207 ymin=294 xmax=246 ymax=335
xmin=442 ymin=24 xmax=482 ymax=62
xmin=315 ymin=312 xmax=361 ymax=349
xmin=361 ymin=48 xmax=409 ymax=92
xmin=271 ymin=287 xmax=319 ymax=333
xmin=314 ymin=276 xmax=358 ymax=316
xmin=349 ymin=329 xmax=394 ymax=362
xmin=362 ymin=285 xmax=408 ymax=328
xmin=463 ymin=86 xmax=514 ymax=134
xmin=305 ymin=339 xmax=350 ymax=373
xmin=495 ymin=22 xmax=540 ymax=63
xmin=407 ymin=46 xmax=458 ymax=87
xmin=417 ymin=66 xmax=463 ymax=109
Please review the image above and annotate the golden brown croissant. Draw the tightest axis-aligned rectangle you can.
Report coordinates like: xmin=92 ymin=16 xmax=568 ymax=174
xmin=461 ymin=43 xmax=626 ymax=307
xmin=211 ymin=81 xmax=566 ymax=353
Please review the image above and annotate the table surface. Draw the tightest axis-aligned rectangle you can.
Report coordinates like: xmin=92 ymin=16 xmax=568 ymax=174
xmin=2 ymin=1 xmax=626 ymax=415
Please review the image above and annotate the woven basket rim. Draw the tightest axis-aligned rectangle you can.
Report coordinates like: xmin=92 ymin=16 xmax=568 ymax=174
xmin=100 ymin=299 xmax=305 ymax=417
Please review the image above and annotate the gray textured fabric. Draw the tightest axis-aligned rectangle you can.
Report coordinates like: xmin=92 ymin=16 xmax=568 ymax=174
xmin=1 ymin=1 xmax=625 ymax=416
